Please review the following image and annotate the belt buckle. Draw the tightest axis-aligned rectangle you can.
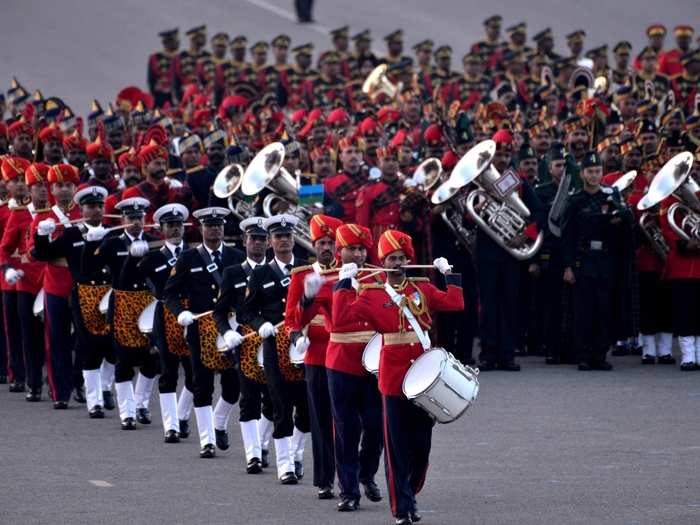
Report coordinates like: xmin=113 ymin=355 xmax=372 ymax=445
xmin=590 ymin=240 xmax=603 ymax=251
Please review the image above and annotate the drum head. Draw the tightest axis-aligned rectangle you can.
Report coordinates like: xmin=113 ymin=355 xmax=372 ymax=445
xmin=98 ymin=289 xmax=112 ymax=315
xmin=137 ymin=299 xmax=158 ymax=334
xmin=403 ymin=349 xmax=446 ymax=398
xmin=362 ymin=333 xmax=381 ymax=373
xmin=216 ymin=334 xmax=227 ymax=352
xmin=256 ymin=344 xmax=264 ymax=368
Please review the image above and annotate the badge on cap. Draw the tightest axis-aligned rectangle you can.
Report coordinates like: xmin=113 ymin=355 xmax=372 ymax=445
xmin=257 ymin=218 xmax=264 ymax=228
xmin=280 ymin=217 xmax=287 ymax=228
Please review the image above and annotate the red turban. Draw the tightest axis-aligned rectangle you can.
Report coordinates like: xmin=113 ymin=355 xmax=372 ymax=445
xmin=8 ymin=119 xmax=33 ymax=141
xmin=1 ymin=156 xmax=31 ymax=181
xmin=423 ymin=123 xmax=444 ymax=146
xmin=377 ymin=229 xmax=415 ymax=261
xmin=25 ymin=162 xmax=50 ymax=186
xmin=86 ymin=137 xmax=114 ymax=162
xmin=335 ymin=223 xmax=373 ymax=251
xmin=47 ymin=164 xmax=80 ymax=185
xmin=38 ymin=123 xmax=63 ymax=144
xmin=137 ymin=141 xmax=168 ymax=166
xmin=309 ymin=214 xmax=343 ymax=242
xmin=118 ymin=149 xmax=142 ymax=171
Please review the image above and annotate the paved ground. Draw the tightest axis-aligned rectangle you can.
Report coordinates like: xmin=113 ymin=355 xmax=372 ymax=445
xmin=1 ymin=1 xmax=700 ymax=115
xmin=1 ymin=353 xmax=699 ymax=525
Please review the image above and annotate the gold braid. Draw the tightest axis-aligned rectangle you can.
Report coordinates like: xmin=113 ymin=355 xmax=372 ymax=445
xmin=394 ymin=282 xmax=431 ymax=333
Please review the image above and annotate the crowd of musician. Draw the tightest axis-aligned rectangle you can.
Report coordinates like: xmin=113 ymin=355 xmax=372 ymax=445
xmin=0 ymin=16 xmax=700 ymax=525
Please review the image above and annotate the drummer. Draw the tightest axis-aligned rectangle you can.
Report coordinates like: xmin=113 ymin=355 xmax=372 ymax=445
xmin=333 ymin=230 xmax=463 ymax=525
xmin=128 ymin=203 xmax=195 ymax=444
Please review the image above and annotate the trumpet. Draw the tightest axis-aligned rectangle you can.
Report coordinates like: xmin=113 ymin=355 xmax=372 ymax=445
xmin=432 ymin=140 xmax=543 ymax=260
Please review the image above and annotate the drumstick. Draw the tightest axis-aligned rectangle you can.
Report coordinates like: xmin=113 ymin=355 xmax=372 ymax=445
xmin=106 ymin=222 xmax=193 ymax=232
xmin=192 ymin=310 xmax=213 ymax=320
xmin=217 ymin=321 xmax=286 ymax=352
xmin=68 ymin=214 xmax=121 ymax=223
xmin=323 ymin=268 xmax=386 ymax=284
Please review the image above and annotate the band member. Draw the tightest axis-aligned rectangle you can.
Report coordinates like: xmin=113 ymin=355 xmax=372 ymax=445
xmin=0 ymin=156 xmax=31 ymax=394
xmin=214 ymin=216 xmax=275 ymax=473
xmin=164 ymin=207 xmax=245 ymax=458
xmin=0 ymin=162 xmax=49 ymax=402
xmin=82 ymin=197 xmax=159 ymax=428
xmin=562 ymin=152 xmax=634 ymax=370
xmin=128 ymin=203 xmax=195 ymax=442
xmin=33 ymin=186 xmax=117 ymax=417
xmin=333 ymin=230 xmax=464 ymax=525
xmin=238 ymin=214 xmax=310 ymax=484
xmin=285 ymin=215 xmax=342 ymax=498
xmin=30 ymin=164 xmax=81 ymax=408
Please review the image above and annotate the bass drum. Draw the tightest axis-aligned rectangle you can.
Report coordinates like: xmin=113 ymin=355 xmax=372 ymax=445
xmin=98 ymin=289 xmax=112 ymax=315
xmin=362 ymin=333 xmax=381 ymax=375
xmin=238 ymin=325 xmax=304 ymax=383
xmin=33 ymin=288 xmax=45 ymax=319
xmin=402 ymin=348 xmax=479 ymax=424
xmin=137 ymin=299 xmax=158 ymax=334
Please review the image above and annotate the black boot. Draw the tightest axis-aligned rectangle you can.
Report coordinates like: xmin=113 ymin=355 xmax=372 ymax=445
xmin=103 ymin=391 xmax=115 ymax=410
xmin=73 ymin=386 xmax=86 ymax=404
xmin=215 ymin=429 xmax=229 ymax=450
xmin=179 ymin=419 xmax=190 ymax=438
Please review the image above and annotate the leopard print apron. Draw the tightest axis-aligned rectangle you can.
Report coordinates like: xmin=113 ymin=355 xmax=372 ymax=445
xmin=77 ymin=284 xmax=111 ymax=336
xmin=197 ymin=315 xmax=233 ymax=371
xmin=113 ymin=290 xmax=152 ymax=348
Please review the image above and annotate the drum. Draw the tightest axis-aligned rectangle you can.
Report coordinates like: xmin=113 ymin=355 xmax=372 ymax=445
xmin=362 ymin=333 xmax=381 ymax=375
xmin=33 ymin=288 xmax=45 ymax=319
xmin=137 ymin=299 xmax=158 ymax=334
xmin=98 ymin=289 xmax=112 ymax=315
xmin=402 ymin=348 xmax=479 ymax=424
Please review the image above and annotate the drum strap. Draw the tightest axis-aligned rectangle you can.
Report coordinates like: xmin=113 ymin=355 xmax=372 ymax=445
xmin=383 ymin=283 xmax=431 ymax=350
xmin=51 ymin=205 xmax=72 ymax=228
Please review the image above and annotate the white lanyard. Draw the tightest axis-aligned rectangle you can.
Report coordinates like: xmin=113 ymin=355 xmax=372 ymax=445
xmin=27 ymin=202 xmax=38 ymax=219
xmin=383 ymin=282 xmax=431 ymax=350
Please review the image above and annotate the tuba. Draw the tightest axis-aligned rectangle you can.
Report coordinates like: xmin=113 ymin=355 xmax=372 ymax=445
xmin=638 ymin=151 xmax=699 ymax=242
xmin=362 ymin=64 xmax=401 ymax=103
xmin=240 ymin=142 xmax=314 ymax=252
xmin=612 ymin=170 xmax=638 ymax=196
xmin=213 ymin=163 xmax=256 ymax=220
xmin=432 ymin=140 xmax=543 ymax=260
xmin=411 ymin=157 xmax=444 ymax=194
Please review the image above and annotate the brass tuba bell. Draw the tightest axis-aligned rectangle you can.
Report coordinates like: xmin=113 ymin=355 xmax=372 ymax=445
xmin=362 ymin=64 xmax=401 ymax=103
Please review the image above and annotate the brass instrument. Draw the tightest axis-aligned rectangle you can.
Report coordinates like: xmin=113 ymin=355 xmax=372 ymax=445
xmin=411 ymin=157 xmax=444 ymax=194
xmin=639 ymin=211 xmax=670 ymax=260
xmin=212 ymin=163 xmax=256 ymax=220
xmin=240 ymin=142 xmax=314 ymax=252
xmin=568 ymin=67 xmax=594 ymax=93
xmin=638 ymin=151 xmax=699 ymax=241
xmin=612 ymin=170 xmax=638 ymax=196
xmin=362 ymin=64 xmax=401 ymax=103
xmin=432 ymin=140 xmax=543 ymax=260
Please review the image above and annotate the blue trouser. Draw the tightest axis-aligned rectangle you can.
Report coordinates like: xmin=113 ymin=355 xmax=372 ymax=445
xmin=382 ymin=395 xmax=433 ymax=519
xmin=3 ymin=291 xmax=23 ymax=383
xmin=45 ymin=293 xmax=76 ymax=402
xmin=18 ymin=291 xmax=44 ymax=390
xmin=305 ymin=364 xmax=335 ymax=488
xmin=327 ymin=369 xmax=383 ymax=501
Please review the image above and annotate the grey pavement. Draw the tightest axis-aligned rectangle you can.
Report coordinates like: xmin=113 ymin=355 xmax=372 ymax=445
xmin=1 ymin=354 xmax=699 ymax=525
xmin=1 ymin=1 xmax=700 ymax=115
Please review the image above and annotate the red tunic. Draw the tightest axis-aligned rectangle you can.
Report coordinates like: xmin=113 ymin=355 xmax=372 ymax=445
xmin=0 ymin=202 xmax=14 ymax=292
xmin=333 ymin=277 xmax=464 ymax=396
xmin=0 ymin=204 xmax=45 ymax=294
xmin=356 ymin=180 xmax=403 ymax=261
xmin=29 ymin=205 xmax=82 ymax=298
xmin=659 ymin=194 xmax=700 ymax=280
xmin=658 ymin=48 xmax=684 ymax=77
xmin=323 ymin=171 xmax=364 ymax=223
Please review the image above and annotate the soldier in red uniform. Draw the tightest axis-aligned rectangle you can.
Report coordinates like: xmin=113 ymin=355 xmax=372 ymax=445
xmin=285 ymin=43 xmax=317 ymax=109
xmin=323 ymin=137 xmax=367 ymax=223
xmin=304 ymin=51 xmax=347 ymax=110
xmin=671 ymin=50 xmax=700 ymax=114
xmin=7 ymin=119 xmax=34 ymax=161
xmin=147 ymin=29 xmax=179 ymax=107
xmin=333 ymin=229 xmax=463 ymax=525
xmin=30 ymin=164 xmax=82 ymax=408
xmin=0 ymin=162 xmax=49 ymax=402
xmin=634 ymin=24 xmax=667 ymax=71
xmin=285 ymin=214 xmax=342 ymax=499
xmin=658 ymin=26 xmax=694 ymax=78
xmin=174 ymin=25 xmax=210 ymax=101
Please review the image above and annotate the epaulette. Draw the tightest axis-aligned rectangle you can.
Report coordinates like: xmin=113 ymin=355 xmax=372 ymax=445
xmin=408 ymin=277 xmax=430 ymax=282
xmin=290 ymin=264 xmax=313 ymax=275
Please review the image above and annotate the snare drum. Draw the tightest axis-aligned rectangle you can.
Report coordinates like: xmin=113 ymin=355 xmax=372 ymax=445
xmin=137 ymin=299 xmax=158 ymax=334
xmin=33 ymin=288 xmax=45 ymax=319
xmin=402 ymin=348 xmax=479 ymax=424
xmin=98 ymin=289 xmax=112 ymax=315
xmin=362 ymin=333 xmax=381 ymax=375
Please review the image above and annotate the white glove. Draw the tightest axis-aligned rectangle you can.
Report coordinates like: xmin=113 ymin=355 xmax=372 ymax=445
xmin=223 ymin=329 xmax=243 ymax=349
xmin=177 ymin=310 xmax=194 ymax=327
xmin=293 ymin=335 xmax=310 ymax=356
xmin=258 ymin=321 xmax=277 ymax=339
xmin=433 ymin=257 xmax=451 ymax=275
xmin=403 ymin=177 xmax=418 ymax=189
xmin=303 ymin=272 xmax=324 ymax=300
xmin=129 ymin=240 xmax=149 ymax=258
xmin=412 ymin=171 xmax=426 ymax=187
xmin=4 ymin=268 xmax=23 ymax=285
xmin=37 ymin=218 xmax=56 ymax=236
xmin=338 ymin=262 xmax=358 ymax=281
xmin=86 ymin=226 xmax=107 ymax=242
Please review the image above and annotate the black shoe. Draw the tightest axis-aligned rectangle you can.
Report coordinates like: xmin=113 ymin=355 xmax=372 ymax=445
xmin=178 ymin=420 xmax=190 ymax=438
xmin=611 ymin=344 xmax=629 ymax=356
xmin=103 ymin=391 xmax=115 ymax=410
xmin=261 ymin=449 xmax=269 ymax=468
xmin=9 ymin=381 xmax=25 ymax=393
xmin=337 ymin=497 xmax=359 ymax=511
xmin=121 ymin=417 xmax=136 ymax=430
xmin=362 ymin=480 xmax=382 ymax=502
xmin=215 ymin=429 xmax=229 ymax=450
xmin=657 ymin=354 xmax=676 ymax=365
xmin=200 ymin=443 xmax=216 ymax=458
xmin=135 ymin=408 xmax=151 ymax=424
xmin=246 ymin=457 xmax=262 ymax=474
xmin=641 ymin=355 xmax=656 ymax=365
xmin=318 ymin=486 xmax=335 ymax=499
xmin=591 ymin=361 xmax=613 ymax=371
xmin=73 ymin=386 xmax=86 ymax=404
xmin=26 ymin=388 xmax=41 ymax=402
xmin=630 ymin=345 xmax=643 ymax=356
xmin=280 ymin=472 xmax=298 ymax=485
xmin=53 ymin=400 xmax=69 ymax=409
xmin=395 ymin=517 xmax=412 ymax=525
xmin=164 ymin=430 xmax=180 ymax=443
xmin=500 ymin=361 xmax=521 ymax=371
xmin=294 ymin=460 xmax=304 ymax=480
xmin=0 ymin=375 xmax=7 ymax=384
xmin=680 ymin=362 xmax=696 ymax=371
xmin=89 ymin=405 xmax=104 ymax=419
xmin=578 ymin=362 xmax=592 ymax=371
xmin=410 ymin=509 xmax=422 ymax=523
xmin=478 ymin=361 xmax=496 ymax=371
xmin=545 ymin=356 xmax=560 ymax=365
